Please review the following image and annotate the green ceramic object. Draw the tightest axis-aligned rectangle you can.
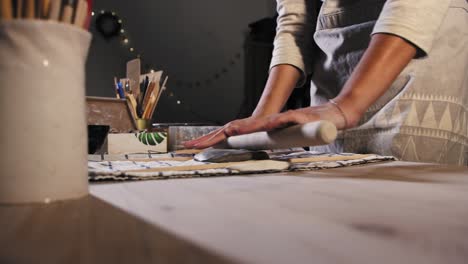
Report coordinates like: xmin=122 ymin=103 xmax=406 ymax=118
xmin=135 ymin=131 xmax=167 ymax=146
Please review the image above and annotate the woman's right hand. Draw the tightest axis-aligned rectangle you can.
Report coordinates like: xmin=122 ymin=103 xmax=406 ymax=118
xmin=183 ymin=116 xmax=273 ymax=149
xmin=183 ymin=100 xmax=355 ymax=149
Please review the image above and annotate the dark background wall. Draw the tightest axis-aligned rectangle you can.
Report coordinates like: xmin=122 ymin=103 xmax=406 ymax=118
xmin=86 ymin=0 xmax=276 ymax=124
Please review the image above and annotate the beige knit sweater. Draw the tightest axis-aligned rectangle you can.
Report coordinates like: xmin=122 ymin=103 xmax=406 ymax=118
xmin=270 ymin=0 xmax=452 ymax=83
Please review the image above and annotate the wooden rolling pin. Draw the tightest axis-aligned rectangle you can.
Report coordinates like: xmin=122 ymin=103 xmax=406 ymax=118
xmin=215 ymin=121 xmax=337 ymax=150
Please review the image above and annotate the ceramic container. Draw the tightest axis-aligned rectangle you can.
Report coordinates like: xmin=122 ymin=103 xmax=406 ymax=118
xmin=0 ymin=20 xmax=92 ymax=204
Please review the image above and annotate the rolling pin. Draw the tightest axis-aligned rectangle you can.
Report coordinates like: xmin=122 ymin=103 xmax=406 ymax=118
xmin=215 ymin=121 xmax=337 ymax=150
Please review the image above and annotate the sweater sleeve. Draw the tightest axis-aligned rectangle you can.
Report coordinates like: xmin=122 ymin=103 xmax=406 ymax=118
xmin=269 ymin=0 xmax=319 ymax=87
xmin=372 ymin=0 xmax=451 ymax=58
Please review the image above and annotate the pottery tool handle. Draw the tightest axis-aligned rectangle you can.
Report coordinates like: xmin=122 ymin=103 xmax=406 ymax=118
xmin=1 ymin=0 xmax=13 ymax=20
xmin=47 ymin=0 xmax=60 ymax=20
xmin=39 ymin=0 xmax=50 ymax=18
xmin=217 ymin=121 xmax=338 ymax=150
xmin=15 ymin=0 xmax=23 ymax=18
xmin=24 ymin=0 xmax=34 ymax=18
xmin=84 ymin=0 xmax=92 ymax=28
xmin=73 ymin=0 xmax=87 ymax=28
xmin=60 ymin=0 xmax=73 ymax=23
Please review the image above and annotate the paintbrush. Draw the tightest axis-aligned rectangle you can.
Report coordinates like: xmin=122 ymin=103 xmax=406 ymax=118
xmin=153 ymin=76 xmax=168 ymax=108
xmin=127 ymin=93 xmax=139 ymax=119
xmin=147 ymin=98 xmax=158 ymax=120
xmin=60 ymin=0 xmax=74 ymax=23
xmin=143 ymin=78 xmax=159 ymax=119
xmin=120 ymin=78 xmax=129 ymax=93
xmin=11 ymin=0 xmax=17 ymax=18
xmin=47 ymin=0 xmax=60 ymax=20
xmin=113 ymin=77 xmax=125 ymax=99
xmin=39 ymin=0 xmax=50 ymax=18
xmin=113 ymin=77 xmax=121 ymax=99
xmin=83 ymin=0 xmax=92 ymax=29
xmin=139 ymin=76 xmax=149 ymax=104
xmin=34 ymin=0 xmax=41 ymax=17
xmin=73 ymin=0 xmax=87 ymax=28
xmin=142 ymin=78 xmax=156 ymax=111
xmin=24 ymin=0 xmax=34 ymax=18
xmin=15 ymin=0 xmax=23 ymax=18
xmin=142 ymin=94 xmax=156 ymax=119
xmin=1 ymin=0 xmax=14 ymax=20
xmin=136 ymin=77 xmax=146 ymax=117
xmin=148 ymin=76 xmax=168 ymax=119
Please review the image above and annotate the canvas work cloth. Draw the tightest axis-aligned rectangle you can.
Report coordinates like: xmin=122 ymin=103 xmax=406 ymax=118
xmin=88 ymin=151 xmax=395 ymax=181
xmin=271 ymin=0 xmax=468 ymax=165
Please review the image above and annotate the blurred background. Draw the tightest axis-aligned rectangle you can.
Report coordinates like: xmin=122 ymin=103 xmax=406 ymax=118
xmin=86 ymin=0 xmax=279 ymax=125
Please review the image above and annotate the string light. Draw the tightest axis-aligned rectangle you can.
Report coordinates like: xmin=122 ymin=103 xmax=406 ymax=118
xmin=91 ymin=10 xmax=245 ymax=124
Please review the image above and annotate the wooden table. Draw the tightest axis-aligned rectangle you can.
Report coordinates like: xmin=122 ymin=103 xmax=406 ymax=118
xmin=1 ymin=161 xmax=468 ymax=264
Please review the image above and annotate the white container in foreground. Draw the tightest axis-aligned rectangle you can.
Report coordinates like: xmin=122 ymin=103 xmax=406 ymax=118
xmin=0 ymin=20 xmax=92 ymax=204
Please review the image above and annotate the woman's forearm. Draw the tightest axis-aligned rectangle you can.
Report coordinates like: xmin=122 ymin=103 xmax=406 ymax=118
xmin=334 ymin=33 xmax=417 ymax=127
xmin=252 ymin=64 xmax=301 ymax=117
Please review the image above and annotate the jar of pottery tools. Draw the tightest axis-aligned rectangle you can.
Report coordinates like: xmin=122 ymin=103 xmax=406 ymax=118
xmin=0 ymin=10 xmax=92 ymax=204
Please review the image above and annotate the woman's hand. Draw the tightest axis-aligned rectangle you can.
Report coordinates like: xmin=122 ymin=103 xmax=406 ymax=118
xmin=183 ymin=102 xmax=356 ymax=149
xmin=183 ymin=116 xmax=273 ymax=149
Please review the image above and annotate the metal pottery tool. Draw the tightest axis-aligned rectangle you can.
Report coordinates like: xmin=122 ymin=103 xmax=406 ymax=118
xmin=194 ymin=148 xmax=269 ymax=163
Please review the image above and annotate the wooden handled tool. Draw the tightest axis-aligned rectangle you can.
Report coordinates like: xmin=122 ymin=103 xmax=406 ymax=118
xmin=73 ymin=0 xmax=87 ymax=28
xmin=148 ymin=76 xmax=168 ymax=119
xmin=84 ymin=0 xmax=92 ymax=29
xmin=0 ymin=0 xmax=13 ymax=20
xmin=60 ymin=0 xmax=73 ymax=23
xmin=215 ymin=121 xmax=338 ymax=150
xmin=142 ymin=80 xmax=156 ymax=111
xmin=16 ymin=0 xmax=23 ymax=18
xmin=39 ymin=0 xmax=50 ymax=18
xmin=48 ymin=0 xmax=60 ymax=20
xmin=24 ymin=0 xmax=34 ymax=18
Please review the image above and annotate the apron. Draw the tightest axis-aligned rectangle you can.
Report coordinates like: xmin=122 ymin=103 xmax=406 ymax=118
xmin=309 ymin=0 xmax=468 ymax=165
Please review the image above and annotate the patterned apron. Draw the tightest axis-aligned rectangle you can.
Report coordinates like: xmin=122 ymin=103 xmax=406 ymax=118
xmin=309 ymin=0 xmax=468 ymax=165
